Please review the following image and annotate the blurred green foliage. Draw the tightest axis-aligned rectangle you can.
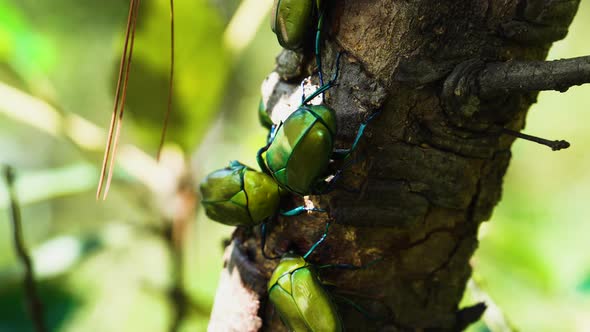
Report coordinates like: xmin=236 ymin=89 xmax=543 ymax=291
xmin=464 ymin=2 xmax=590 ymax=331
xmin=0 ymin=0 xmax=588 ymax=331
xmin=0 ymin=0 xmax=278 ymax=330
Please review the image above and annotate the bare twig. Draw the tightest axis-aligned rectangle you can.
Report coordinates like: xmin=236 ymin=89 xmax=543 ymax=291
xmin=167 ymin=173 xmax=200 ymax=332
xmin=97 ymin=0 xmax=138 ymax=200
xmin=479 ymin=56 xmax=590 ymax=97
xmin=126 ymin=169 xmax=201 ymax=332
xmin=501 ymin=128 xmax=571 ymax=151
xmin=98 ymin=0 xmax=141 ymax=200
xmin=167 ymin=226 xmax=187 ymax=332
xmin=4 ymin=167 xmax=48 ymax=332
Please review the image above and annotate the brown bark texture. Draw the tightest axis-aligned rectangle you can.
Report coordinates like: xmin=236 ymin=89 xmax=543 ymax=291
xmin=208 ymin=0 xmax=582 ymax=331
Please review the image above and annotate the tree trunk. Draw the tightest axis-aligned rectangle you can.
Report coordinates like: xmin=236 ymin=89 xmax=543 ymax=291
xmin=209 ymin=0 xmax=582 ymax=331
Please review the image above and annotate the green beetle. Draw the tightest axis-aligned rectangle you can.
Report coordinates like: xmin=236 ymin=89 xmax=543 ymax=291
xmin=271 ymin=0 xmax=315 ymax=50
xmin=258 ymin=54 xmax=378 ymax=196
xmin=267 ymin=222 xmax=342 ymax=331
xmin=200 ymin=161 xmax=281 ymax=227
xmin=266 ymin=222 xmax=384 ymax=331
xmin=200 ymin=161 xmax=323 ymax=227
xmin=264 ymin=102 xmax=336 ymax=195
xmin=268 ymin=253 xmax=342 ymax=332
xmin=271 ymin=0 xmax=327 ymax=84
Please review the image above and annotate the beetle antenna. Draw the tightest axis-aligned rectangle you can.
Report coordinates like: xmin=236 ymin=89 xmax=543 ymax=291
xmin=97 ymin=0 xmax=141 ymax=200
xmin=156 ymin=0 xmax=175 ymax=161
xmin=501 ymin=128 xmax=570 ymax=151
xmin=328 ymin=51 xmax=343 ymax=85
xmin=303 ymin=222 xmax=331 ymax=259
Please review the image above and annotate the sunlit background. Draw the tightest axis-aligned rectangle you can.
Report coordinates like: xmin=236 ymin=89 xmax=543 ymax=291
xmin=0 ymin=1 xmax=588 ymax=331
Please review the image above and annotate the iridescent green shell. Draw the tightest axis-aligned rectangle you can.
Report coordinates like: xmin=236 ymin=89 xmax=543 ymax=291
xmin=268 ymin=254 xmax=342 ymax=332
xmin=270 ymin=0 xmax=314 ymax=50
xmin=199 ymin=161 xmax=281 ymax=226
xmin=265 ymin=104 xmax=336 ymax=195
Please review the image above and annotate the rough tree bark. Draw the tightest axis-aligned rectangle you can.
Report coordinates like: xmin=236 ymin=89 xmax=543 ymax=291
xmin=209 ymin=1 xmax=583 ymax=331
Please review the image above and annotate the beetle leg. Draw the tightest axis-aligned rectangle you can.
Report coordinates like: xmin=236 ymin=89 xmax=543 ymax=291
xmin=280 ymin=206 xmax=325 ymax=217
xmin=265 ymin=124 xmax=278 ymax=145
xmin=301 ymin=52 xmax=343 ymax=105
xmin=327 ymin=51 xmax=343 ymax=85
xmin=317 ymin=155 xmax=362 ymax=194
xmin=331 ymin=294 xmax=390 ymax=322
xmin=303 ymin=222 xmax=331 ymax=259
xmin=256 ymin=145 xmax=272 ymax=175
xmin=332 ymin=111 xmax=382 ymax=160
xmin=317 ymin=257 xmax=383 ymax=271
xmin=320 ymin=111 xmax=382 ymax=193
xmin=318 ymin=263 xmax=362 ymax=270
xmin=261 ymin=222 xmax=281 ymax=260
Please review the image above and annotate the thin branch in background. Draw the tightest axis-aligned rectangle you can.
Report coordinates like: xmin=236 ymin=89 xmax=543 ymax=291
xmin=126 ymin=171 xmax=202 ymax=332
xmin=4 ymin=167 xmax=48 ymax=332
xmin=479 ymin=55 xmax=590 ymax=97
xmin=130 ymin=218 xmax=208 ymax=331
xmin=167 ymin=174 xmax=200 ymax=332
xmin=97 ymin=0 xmax=141 ymax=200
xmin=0 ymin=80 xmax=180 ymax=199
xmin=157 ymin=0 xmax=175 ymax=161
xmin=102 ymin=0 xmax=142 ymax=200
xmin=501 ymin=128 xmax=571 ymax=151
xmin=167 ymin=225 xmax=187 ymax=332
xmin=96 ymin=0 xmax=136 ymax=200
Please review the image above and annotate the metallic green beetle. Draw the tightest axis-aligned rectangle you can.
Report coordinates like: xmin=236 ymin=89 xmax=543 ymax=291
xmin=270 ymin=0 xmax=315 ymax=50
xmin=268 ymin=254 xmax=342 ymax=332
xmin=263 ymin=102 xmax=336 ymax=195
xmin=200 ymin=161 xmax=322 ymax=227
xmin=258 ymin=54 xmax=378 ymax=196
xmin=265 ymin=223 xmax=382 ymax=331
xmin=271 ymin=0 xmax=327 ymax=84
xmin=200 ymin=161 xmax=281 ymax=227
xmin=267 ymin=222 xmax=342 ymax=332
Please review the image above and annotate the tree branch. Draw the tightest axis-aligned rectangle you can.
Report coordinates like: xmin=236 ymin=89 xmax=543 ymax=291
xmin=479 ymin=55 xmax=590 ymax=97
xmin=211 ymin=1 xmax=584 ymax=330
xmin=442 ymin=56 xmax=590 ymax=127
xmin=4 ymin=167 xmax=47 ymax=332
